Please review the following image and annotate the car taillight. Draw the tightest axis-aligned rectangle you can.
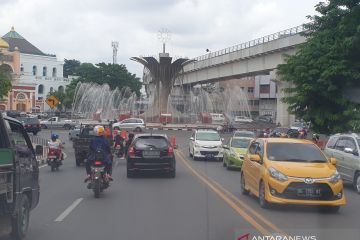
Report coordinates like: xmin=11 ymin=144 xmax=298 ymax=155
xmin=168 ymin=146 xmax=174 ymax=157
xmin=128 ymin=146 xmax=135 ymax=157
xmin=26 ymin=124 xmax=31 ymax=128
xmin=94 ymin=161 xmax=102 ymax=165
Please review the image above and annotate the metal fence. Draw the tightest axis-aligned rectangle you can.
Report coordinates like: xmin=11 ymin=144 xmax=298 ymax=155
xmin=192 ymin=24 xmax=305 ymax=62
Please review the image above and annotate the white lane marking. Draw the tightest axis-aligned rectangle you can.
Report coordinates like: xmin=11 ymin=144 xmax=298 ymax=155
xmin=39 ymin=165 xmax=47 ymax=169
xmin=54 ymin=198 xmax=83 ymax=222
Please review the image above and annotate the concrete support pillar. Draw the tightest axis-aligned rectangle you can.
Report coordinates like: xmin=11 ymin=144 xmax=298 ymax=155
xmin=270 ymin=70 xmax=295 ymax=127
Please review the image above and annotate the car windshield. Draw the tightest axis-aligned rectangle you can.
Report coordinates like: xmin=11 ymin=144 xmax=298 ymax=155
xmin=234 ymin=132 xmax=256 ymax=138
xmin=292 ymin=122 xmax=303 ymax=127
xmin=196 ymin=132 xmax=220 ymax=141
xmin=231 ymin=138 xmax=251 ymax=148
xmin=135 ymin=137 xmax=168 ymax=149
xmin=267 ymin=143 xmax=327 ymax=162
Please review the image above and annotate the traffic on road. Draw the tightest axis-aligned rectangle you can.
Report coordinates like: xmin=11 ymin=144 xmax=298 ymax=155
xmin=1 ymin=114 xmax=359 ymax=240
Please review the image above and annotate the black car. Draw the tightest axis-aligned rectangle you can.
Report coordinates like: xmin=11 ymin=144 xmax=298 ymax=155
xmin=19 ymin=117 xmax=41 ymax=135
xmin=126 ymin=134 xmax=176 ymax=178
xmin=269 ymin=127 xmax=300 ymax=138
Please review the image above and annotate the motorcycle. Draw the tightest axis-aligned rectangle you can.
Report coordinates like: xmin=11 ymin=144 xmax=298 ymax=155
xmin=88 ymin=159 xmax=110 ymax=198
xmin=114 ymin=144 xmax=124 ymax=158
xmin=47 ymin=148 xmax=62 ymax=172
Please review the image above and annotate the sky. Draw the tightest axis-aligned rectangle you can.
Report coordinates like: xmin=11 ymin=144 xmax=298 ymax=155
xmin=0 ymin=0 xmax=321 ymax=78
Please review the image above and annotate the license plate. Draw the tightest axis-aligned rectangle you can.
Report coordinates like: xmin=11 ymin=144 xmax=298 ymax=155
xmin=297 ymin=188 xmax=321 ymax=197
xmin=205 ymin=154 xmax=215 ymax=158
xmin=143 ymin=150 xmax=160 ymax=158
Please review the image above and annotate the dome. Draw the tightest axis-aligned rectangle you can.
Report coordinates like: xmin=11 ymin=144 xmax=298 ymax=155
xmin=0 ymin=38 xmax=9 ymax=49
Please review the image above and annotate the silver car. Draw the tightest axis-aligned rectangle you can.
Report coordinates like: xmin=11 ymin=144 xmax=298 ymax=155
xmin=112 ymin=118 xmax=145 ymax=132
xmin=324 ymin=133 xmax=360 ymax=193
xmin=69 ymin=125 xmax=81 ymax=141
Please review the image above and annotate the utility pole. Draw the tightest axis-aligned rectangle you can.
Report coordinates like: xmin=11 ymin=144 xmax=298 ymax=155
xmin=111 ymin=41 xmax=119 ymax=64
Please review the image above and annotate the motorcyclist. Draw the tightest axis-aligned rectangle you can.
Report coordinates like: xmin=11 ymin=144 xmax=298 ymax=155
xmin=114 ymin=131 xmax=125 ymax=157
xmin=312 ymin=133 xmax=320 ymax=144
xmin=124 ymin=133 xmax=135 ymax=157
xmin=85 ymin=125 xmax=113 ymax=182
xmin=47 ymin=133 xmax=63 ymax=162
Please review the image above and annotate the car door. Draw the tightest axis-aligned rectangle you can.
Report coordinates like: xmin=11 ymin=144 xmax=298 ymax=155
xmin=245 ymin=141 xmax=260 ymax=193
xmin=5 ymin=119 xmax=37 ymax=193
xmin=341 ymin=137 xmax=359 ymax=182
xmin=189 ymin=131 xmax=195 ymax=152
xmin=224 ymin=138 xmax=232 ymax=163
xmin=252 ymin=140 xmax=265 ymax=195
xmin=332 ymin=138 xmax=348 ymax=180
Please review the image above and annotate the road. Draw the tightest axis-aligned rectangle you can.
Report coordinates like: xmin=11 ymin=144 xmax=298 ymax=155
xmin=4 ymin=130 xmax=360 ymax=240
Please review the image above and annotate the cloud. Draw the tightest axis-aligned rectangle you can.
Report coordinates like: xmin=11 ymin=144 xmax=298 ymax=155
xmin=0 ymin=0 xmax=320 ymax=77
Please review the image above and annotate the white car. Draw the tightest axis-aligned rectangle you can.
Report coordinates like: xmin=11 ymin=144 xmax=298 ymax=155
xmin=189 ymin=129 xmax=224 ymax=161
xmin=112 ymin=118 xmax=145 ymax=132
xmin=234 ymin=116 xmax=253 ymax=123
xmin=210 ymin=113 xmax=225 ymax=123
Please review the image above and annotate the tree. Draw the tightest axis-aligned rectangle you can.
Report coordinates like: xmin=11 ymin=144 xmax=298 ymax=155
xmin=278 ymin=0 xmax=360 ymax=134
xmin=0 ymin=70 xmax=11 ymax=98
xmin=56 ymin=62 xmax=142 ymax=111
xmin=0 ymin=53 xmax=12 ymax=98
xmin=63 ymin=59 xmax=80 ymax=77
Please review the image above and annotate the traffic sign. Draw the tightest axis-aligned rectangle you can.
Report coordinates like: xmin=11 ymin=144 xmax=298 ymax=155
xmin=46 ymin=95 xmax=60 ymax=109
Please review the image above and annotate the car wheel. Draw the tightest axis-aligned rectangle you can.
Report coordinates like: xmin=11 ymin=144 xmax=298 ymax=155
xmin=11 ymin=194 xmax=30 ymax=240
xmin=241 ymin=172 xmax=249 ymax=195
xmin=259 ymin=181 xmax=270 ymax=209
xmin=75 ymin=158 xmax=81 ymax=167
xmin=168 ymin=170 xmax=176 ymax=178
xmin=189 ymin=149 xmax=193 ymax=158
xmin=222 ymin=157 xmax=227 ymax=167
xmin=135 ymin=127 xmax=142 ymax=132
xmin=354 ymin=172 xmax=360 ymax=194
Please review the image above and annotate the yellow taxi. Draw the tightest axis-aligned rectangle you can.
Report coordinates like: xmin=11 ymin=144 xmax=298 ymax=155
xmin=240 ymin=138 xmax=346 ymax=212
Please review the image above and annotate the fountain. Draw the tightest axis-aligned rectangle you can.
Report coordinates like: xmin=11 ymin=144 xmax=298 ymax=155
xmin=71 ymin=82 xmax=137 ymax=121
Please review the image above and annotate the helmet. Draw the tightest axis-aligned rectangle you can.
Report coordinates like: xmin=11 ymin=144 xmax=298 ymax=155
xmin=51 ymin=133 xmax=59 ymax=140
xmin=94 ymin=125 xmax=105 ymax=136
xmin=312 ymin=133 xmax=319 ymax=141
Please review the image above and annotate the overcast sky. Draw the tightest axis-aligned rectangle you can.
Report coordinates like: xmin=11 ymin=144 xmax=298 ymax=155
xmin=0 ymin=0 xmax=320 ymax=78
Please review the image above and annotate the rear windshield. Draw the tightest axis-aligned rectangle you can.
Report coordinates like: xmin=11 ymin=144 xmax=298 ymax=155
xmin=135 ymin=137 xmax=168 ymax=149
xmin=234 ymin=132 xmax=255 ymax=138
xmin=231 ymin=138 xmax=251 ymax=148
xmin=23 ymin=118 xmax=40 ymax=124
xmin=196 ymin=132 xmax=220 ymax=141
xmin=267 ymin=143 xmax=327 ymax=163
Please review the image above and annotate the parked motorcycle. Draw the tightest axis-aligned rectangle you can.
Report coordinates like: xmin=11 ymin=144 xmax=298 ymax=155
xmin=88 ymin=159 xmax=110 ymax=198
xmin=47 ymin=148 xmax=62 ymax=171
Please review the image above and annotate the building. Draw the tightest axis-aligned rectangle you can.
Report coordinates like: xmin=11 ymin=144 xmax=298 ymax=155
xmin=0 ymin=27 xmax=70 ymax=112
xmin=254 ymin=75 xmax=277 ymax=118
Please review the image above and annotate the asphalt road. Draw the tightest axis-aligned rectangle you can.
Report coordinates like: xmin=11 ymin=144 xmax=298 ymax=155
xmin=2 ymin=130 xmax=359 ymax=240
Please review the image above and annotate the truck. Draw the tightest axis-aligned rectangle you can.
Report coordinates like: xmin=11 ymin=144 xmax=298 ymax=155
xmin=40 ymin=116 xmax=77 ymax=129
xmin=0 ymin=113 xmax=43 ymax=239
xmin=73 ymin=124 xmax=113 ymax=166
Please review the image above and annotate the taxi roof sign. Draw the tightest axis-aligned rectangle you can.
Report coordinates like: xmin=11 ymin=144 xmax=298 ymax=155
xmin=46 ymin=95 xmax=60 ymax=109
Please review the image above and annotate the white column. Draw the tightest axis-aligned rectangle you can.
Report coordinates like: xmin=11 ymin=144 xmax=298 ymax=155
xmin=270 ymin=70 xmax=295 ymax=127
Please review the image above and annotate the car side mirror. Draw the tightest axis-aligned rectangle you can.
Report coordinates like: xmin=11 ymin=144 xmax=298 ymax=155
xmin=344 ymin=147 xmax=354 ymax=154
xmin=329 ymin=157 xmax=337 ymax=166
xmin=190 ymin=137 xmax=194 ymax=141
xmin=35 ymin=145 xmax=43 ymax=156
xmin=223 ymin=144 xmax=229 ymax=150
xmin=221 ymin=138 xmax=225 ymax=142
xmin=250 ymin=154 xmax=261 ymax=162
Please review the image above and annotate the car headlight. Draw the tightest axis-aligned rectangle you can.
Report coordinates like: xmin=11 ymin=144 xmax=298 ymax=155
xmin=330 ymin=170 xmax=341 ymax=184
xmin=268 ymin=167 xmax=288 ymax=182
